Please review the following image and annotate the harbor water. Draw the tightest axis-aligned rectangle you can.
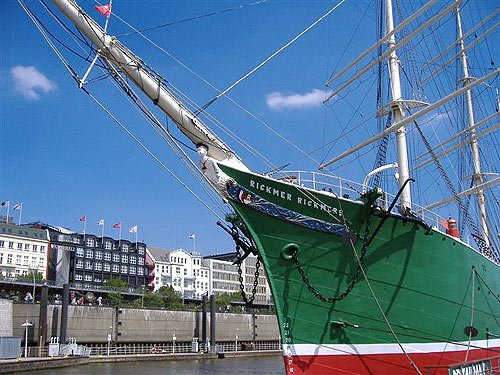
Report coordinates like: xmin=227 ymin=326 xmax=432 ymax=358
xmin=14 ymin=356 xmax=285 ymax=374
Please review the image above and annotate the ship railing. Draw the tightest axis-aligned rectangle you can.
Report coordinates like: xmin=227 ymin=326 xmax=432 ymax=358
xmin=273 ymin=170 xmax=446 ymax=230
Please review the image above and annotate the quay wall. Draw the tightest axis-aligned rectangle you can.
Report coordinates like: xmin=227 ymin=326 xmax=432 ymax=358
xmin=9 ymin=302 xmax=280 ymax=344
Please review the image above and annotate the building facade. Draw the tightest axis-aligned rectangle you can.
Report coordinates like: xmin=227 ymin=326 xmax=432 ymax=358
xmin=29 ymin=223 xmax=147 ymax=289
xmin=0 ymin=222 xmax=49 ymax=279
xmin=147 ymin=247 xmax=271 ymax=304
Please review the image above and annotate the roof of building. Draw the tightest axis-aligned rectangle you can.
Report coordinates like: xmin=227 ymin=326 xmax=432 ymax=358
xmin=147 ymin=246 xmax=173 ymax=262
xmin=0 ymin=222 xmax=49 ymax=241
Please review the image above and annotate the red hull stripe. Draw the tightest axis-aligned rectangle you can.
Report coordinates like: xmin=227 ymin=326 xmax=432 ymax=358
xmin=282 ymin=345 xmax=500 ymax=375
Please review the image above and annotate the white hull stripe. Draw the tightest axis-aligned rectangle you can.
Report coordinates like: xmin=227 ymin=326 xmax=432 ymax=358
xmin=282 ymin=339 xmax=500 ymax=357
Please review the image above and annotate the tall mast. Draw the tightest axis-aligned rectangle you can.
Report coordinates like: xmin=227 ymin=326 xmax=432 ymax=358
xmin=385 ymin=0 xmax=412 ymax=208
xmin=456 ymin=4 xmax=489 ymax=247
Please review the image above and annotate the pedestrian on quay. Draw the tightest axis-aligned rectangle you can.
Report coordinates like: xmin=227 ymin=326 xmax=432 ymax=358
xmin=24 ymin=292 xmax=33 ymax=303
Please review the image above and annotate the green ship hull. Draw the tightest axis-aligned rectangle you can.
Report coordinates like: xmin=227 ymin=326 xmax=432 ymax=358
xmin=220 ymin=164 xmax=500 ymax=374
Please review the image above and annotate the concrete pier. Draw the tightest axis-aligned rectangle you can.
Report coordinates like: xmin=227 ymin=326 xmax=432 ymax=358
xmin=8 ymin=301 xmax=279 ymax=345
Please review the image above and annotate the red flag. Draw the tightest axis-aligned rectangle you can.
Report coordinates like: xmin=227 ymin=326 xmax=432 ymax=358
xmin=80 ymin=216 xmax=87 ymax=223
xmin=113 ymin=223 xmax=121 ymax=229
xmin=94 ymin=4 xmax=112 ymax=19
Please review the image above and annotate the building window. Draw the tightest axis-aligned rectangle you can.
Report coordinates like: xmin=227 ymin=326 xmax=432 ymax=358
xmin=103 ymin=263 xmax=110 ymax=272
xmin=138 ymin=247 xmax=144 ymax=255
xmin=112 ymin=264 xmax=119 ymax=273
xmin=94 ymin=276 xmax=101 ymax=283
xmin=95 ymin=251 xmax=102 ymax=260
xmin=7 ymin=254 xmax=12 ymax=264
xmin=121 ymin=265 xmax=128 ymax=273
xmin=104 ymin=252 xmax=111 ymax=261
xmin=15 ymin=255 xmax=21 ymax=265
xmin=121 ymin=244 xmax=129 ymax=252
xmin=184 ymin=269 xmax=187 ymax=275
xmin=121 ymin=255 xmax=128 ymax=263
xmin=104 ymin=242 xmax=112 ymax=250
xmin=129 ymin=266 xmax=136 ymax=275
xmin=137 ymin=267 xmax=144 ymax=276
xmin=31 ymin=258 xmax=37 ymax=268
xmin=138 ymin=257 xmax=144 ymax=265
xmin=24 ymin=243 xmax=30 ymax=251
xmin=76 ymin=260 xmax=83 ymax=269
xmin=38 ymin=258 xmax=44 ymax=268
xmin=94 ymin=262 xmax=102 ymax=271
xmin=32 ymin=245 xmax=38 ymax=252
xmin=113 ymin=253 xmax=120 ymax=263
xmin=9 ymin=242 xmax=14 ymax=249
xmin=130 ymin=256 xmax=136 ymax=265
xmin=0 ymin=240 xmax=4 ymax=248
xmin=86 ymin=249 xmax=93 ymax=258
xmin=17 ymin=243 xmax=23 ymax=250
xmin=76 ymin=248 xmax=84 ymax=257
xmin=84 ymin=274 xmax=92 ymax=282
xmin=74 ymin=273 xmax=83 ymax=281
xmin=176 ymin=267 xmax=180 ymax=274
xmin=86 ymin=238 xmax=94 ymax=247
xmin=85 ymin=261 xmax=92 ymax=270
xmin=40 ymin=246 xmax=46 ymax=254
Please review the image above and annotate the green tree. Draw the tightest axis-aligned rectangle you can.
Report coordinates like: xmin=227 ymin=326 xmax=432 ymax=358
xmin=157 ymin=286 xmax=183 ymax=309
xmin=216 ymin=292 xmax=243 ymax=311
xmin=104 ymin=277 xmax=127 ymax=305
xmin=16 ymin=270 xmax=44 ymax=282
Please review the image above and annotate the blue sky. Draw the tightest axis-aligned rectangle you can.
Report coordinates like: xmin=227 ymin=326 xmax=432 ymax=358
xmin=1 ymin=0 xmax=366 ymax=254
xmin=1 ymin=0 xmax=498 ymax=253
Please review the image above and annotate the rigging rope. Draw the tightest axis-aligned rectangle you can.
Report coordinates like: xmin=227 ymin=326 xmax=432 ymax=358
xmin=23 ymin=0 xmax=229 ymax=223
xmin=195 ymin=0 xmax=347 ymax=116
xmin=116 ymin=0 xmax=268 ymax=37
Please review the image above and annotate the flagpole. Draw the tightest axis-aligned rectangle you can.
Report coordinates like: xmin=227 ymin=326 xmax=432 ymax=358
xmin=83 ymin=217 xmax=87 ymax=244
xmin=101 ymin=220 xmax=105 ymax=243
xmin=18 ymin=204 xmax=22 ymax=225
xmin=6 ymin=202 xmax=10 ymax=224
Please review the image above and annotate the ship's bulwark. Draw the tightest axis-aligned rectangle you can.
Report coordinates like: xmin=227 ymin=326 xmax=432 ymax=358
xmin=220 ymin=165 xmax=500 ymax=375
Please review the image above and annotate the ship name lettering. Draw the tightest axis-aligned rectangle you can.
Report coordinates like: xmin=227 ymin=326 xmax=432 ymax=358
xmin=297 ymin=197 xmax=341 ymax=217
xmin=249 ymin=180 xmax=292 ymax=201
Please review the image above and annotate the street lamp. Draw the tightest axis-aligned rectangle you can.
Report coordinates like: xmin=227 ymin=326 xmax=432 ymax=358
xmin=235 ymin=328 xmax=240 ymax=352
xmin=172 ymin=332 xmax=176 ymax=354
xmin=107 ymin=325 xmax=113 ymax=356
xmin=21 ymin=320 xmax=33 ymax=357
xmin=141 ymin=285 xmax=145 ymax=308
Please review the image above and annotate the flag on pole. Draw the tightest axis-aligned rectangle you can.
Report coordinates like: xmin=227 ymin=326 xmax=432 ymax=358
xmin=113 ymin=223 xmax=121 ymax=229
xmin=128 ymin=225 xmax=138 ymax=234
xmin=1 ymin=201 xmax=10 ymax=224
xmin=97 ymin=219 xmax=105 ymax=225
xmin=94 ymin=4 xmax=112 ymax=18
xmin=80 ymin=215 xmax=87 ymax=238
xmin=189 ymin=233 xmax=196 ymax=240
xmin=12 ymin=203 xmax=22 ymax=225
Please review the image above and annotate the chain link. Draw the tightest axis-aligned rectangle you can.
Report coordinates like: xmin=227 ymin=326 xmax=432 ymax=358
xmin=292 ymin=212 xmax=373 ymax=303
xmin=236 ymin=245 xmax=261 ymax=306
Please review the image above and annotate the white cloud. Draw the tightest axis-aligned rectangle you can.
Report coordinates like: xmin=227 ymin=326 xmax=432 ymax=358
xmin=266 ymin=89 xmax=328 ymax=111
xmin=10 ymin=65 xmax=56 ymax=100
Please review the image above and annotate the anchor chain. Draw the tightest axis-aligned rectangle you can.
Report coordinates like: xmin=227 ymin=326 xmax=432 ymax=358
xmin=292 ymin=211 xmax=373 ymax=303
xmin=236 ymin=246 xmax=261 ymax=306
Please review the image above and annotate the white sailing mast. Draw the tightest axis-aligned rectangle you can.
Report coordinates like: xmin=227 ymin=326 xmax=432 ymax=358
xmin=456 ymin=3 xmax=489 ymax=248
xmin=385 ymin=0 xmax=412 ymax=209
